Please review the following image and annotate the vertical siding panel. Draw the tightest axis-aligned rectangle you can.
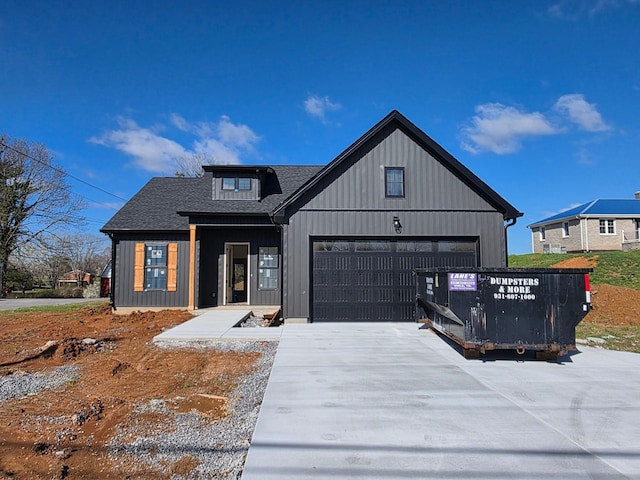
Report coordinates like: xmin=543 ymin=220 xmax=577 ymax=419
xmin=197 ymin=227 xmax=280 ymax=308
xmin=302 ymin=128 xmax=495 ymax=212
xmin=113 ymin=234 xmax=190 ymax=308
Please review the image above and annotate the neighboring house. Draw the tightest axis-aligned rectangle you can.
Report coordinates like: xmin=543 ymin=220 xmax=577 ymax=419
xmin=528 ymin=194 xmax=640 ymax=253
xmin=101 ymin=110 xmax=522 ymax=322
xmin=58 ymin=270 xmax=94 ymax=288
xmin=100 ymin=261 xmax=112 ymax=298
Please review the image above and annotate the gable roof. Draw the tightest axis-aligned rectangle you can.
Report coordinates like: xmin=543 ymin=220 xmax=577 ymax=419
xmin=528 ymin=199 xmax=640 ymax=228
xmin=273 ymin=110 xmax=522 ymax=221
xmin=102 ymin=110 xmax=522 ymax=233
xmin=101 ymin=166 xmax=322 ymax=232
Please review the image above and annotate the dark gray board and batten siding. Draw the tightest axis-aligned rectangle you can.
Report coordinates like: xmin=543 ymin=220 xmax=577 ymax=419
xmin=197 ymin=227 xmax=281 ymax=308
xmin=113 ymin=233 xmax=191 ymax=308
xmin=281 ymin=127 xmax=509 ymax=320
xmin=114 ymin=228 xmax=281 ymax=309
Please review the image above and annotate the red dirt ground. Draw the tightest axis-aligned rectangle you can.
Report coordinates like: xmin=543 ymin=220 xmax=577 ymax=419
xmin=1 ymin=258 xmax=638 ymax=478
xmin=551 ymin=256 xmax=640 ymax=326
xmin=0 ymin=304 xmax=260 ymax=479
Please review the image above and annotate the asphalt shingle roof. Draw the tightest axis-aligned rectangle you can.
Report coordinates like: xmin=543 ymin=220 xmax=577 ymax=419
xmin=528 ymin=199 xmax=640 ymax=227
xmin=101 ymin=166 xmax=322 ymax=232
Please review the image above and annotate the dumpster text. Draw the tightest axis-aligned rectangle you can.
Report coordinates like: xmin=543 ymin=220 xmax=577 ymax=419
xmin=448 ymin=273 xmax=477 ymax=291
xmin=489 ymin=276 xmax=539 ymax=301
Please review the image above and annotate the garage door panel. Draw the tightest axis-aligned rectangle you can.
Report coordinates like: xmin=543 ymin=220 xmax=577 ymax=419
xmin=312 ymin=239 xmax=477 ymax=322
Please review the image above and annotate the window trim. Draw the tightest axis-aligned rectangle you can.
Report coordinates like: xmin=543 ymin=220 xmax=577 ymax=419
xmin=562 ymin=222 xmax=570 ymax=238
xmin=539 ymin=227 xmax=546 ymax=241
xmin=222 ymin=176 xmax=252 ymax=192
xmin=599 ymin=219 xmax=615 ymax=235
xmin=385 ymin=167 xmax=405 ymax=198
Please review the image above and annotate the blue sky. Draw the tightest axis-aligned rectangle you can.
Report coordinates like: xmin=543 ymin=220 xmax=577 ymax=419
xmin=2 ymin=0 xmax=639 ymax=254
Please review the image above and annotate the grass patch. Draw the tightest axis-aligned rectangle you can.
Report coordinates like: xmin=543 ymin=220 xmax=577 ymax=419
xmin=577 ymin=322 xmax=640 ymax=354
xmin=509 ymin=250 xmax=640 ymax=290
xmin=588 ymin=250 xmax=640 ymax=289
xmin=0 ymin=301 xmax=108 ymax=316
xmin=508 ymin=253 xmax=577 ymax=269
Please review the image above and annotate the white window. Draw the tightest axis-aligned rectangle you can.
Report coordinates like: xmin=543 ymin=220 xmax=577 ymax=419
xmin=599 ymin=219 xmax=615 ymax=235
xmin=540 ymin=227 xmax=546 ymax=241
xmin=562 ymin=222 xmax=570 ymax=237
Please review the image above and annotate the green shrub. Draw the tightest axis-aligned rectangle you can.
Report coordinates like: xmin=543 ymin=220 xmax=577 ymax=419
xmin=83 ymin=283 xmax=101 ymax=298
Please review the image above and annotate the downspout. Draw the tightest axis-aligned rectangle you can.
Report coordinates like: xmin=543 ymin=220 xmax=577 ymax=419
xmin=585 ymin=218 xmax=590 ymax=251
xmin=107 ymin=233 xmax=116 ymax=311
xmin=504 ymin=217 xmax=517 ymax=267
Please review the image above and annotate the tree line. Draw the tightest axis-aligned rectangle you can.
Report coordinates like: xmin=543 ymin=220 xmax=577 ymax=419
xmin=0 ymin=134 xmax=108 ymax=295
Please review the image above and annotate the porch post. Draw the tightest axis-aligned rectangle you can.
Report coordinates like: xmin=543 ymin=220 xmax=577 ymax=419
xmin=188 ymin=224 xmax=196 ymax=310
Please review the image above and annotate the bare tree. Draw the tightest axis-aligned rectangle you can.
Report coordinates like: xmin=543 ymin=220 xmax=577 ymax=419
xmin=57 ymin=233 xmax=109 ymax=285
xmin=0 ymin=135 xmax=85 ymax=293
xmin=174 ymin=152 xmax=218 ymax=177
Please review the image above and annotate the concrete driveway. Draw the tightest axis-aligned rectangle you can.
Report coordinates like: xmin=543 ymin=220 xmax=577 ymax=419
xmin=242 ymin=323 xmax=640 ymax=479
xmin=0 ymin=298 xmax=100 ymax=311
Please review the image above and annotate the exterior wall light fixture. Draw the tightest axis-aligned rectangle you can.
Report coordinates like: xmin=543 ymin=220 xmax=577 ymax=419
xmin=393 ymin=216 xmax=402 ymax=234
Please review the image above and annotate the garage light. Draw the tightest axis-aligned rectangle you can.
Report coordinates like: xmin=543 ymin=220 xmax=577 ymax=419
xmin=393 ymin=216 xmax=402 ymax=234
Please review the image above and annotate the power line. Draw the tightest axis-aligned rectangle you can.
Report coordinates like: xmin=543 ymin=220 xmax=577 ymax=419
xmin=0 ymin=140 xmax=128 ymax=202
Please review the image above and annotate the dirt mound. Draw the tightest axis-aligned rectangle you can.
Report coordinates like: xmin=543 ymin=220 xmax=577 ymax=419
xmin=551 ymin=255 xmax=599 ymax=269
xmin=586 ymin=283 xmax=640 ymax=326
xmin=548 ymin=255 xmax=640 ymax=326
xmin=0 ymin=304 xmax=262 ymax=479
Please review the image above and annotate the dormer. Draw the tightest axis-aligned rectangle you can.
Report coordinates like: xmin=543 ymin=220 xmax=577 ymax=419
xmin=204 ymin=165 xmax=275 ymax=201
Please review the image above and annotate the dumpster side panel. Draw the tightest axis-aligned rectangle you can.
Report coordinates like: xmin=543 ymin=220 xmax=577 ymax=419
xmin=477 ymin=272 xmax=550 ymax=347
xmin=416 ymin=268 xmax=591 ymax=354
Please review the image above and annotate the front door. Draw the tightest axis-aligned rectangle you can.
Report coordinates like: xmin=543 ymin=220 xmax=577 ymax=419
xmin=232 ymin=259 xmax=247 ymax=302
xmin=225 ymin=243 xmax=249 ymax=304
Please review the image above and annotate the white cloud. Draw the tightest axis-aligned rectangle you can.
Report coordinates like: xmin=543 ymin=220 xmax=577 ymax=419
xmin=304 ymin=95 xmax=341 ymax=123
xmin=553 ymin=94 xmax=611 ymax=132
xmin=461 ymin=93 xmax=612 ymax=154
xmin=460 ymin=103 xmax=561 ymax=154
xmin=89 ymin=117 xmax=186 ymax=173
xmin=547 ymin=0 xmax=637 ymax=19
xmin=170 ymin=113 xmax=190 ymax=132
xmin=559 ymin=202 xmax=584 ymax=213
xmin=192 ymin=138 xmax=243 ymax=165
xmin=216 ymin=115 xmax=259 ymax=150
xmin=90 ymin=115 xmax=260 ymax=173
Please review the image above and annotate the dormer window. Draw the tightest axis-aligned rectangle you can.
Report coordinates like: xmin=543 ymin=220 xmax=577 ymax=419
xmin=222 ymin=177 xmax=252 ymax=192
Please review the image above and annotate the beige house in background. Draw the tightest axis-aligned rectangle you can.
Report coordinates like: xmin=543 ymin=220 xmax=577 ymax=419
xmin=528 ymin=193 xmax=640 ymax=253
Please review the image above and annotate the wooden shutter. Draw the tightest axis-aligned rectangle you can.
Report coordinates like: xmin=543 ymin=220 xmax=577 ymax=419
xmin=134 ymin=243 xmax=145 ymax=292
xmin=167 ymin=243 xmax=178 ymax=292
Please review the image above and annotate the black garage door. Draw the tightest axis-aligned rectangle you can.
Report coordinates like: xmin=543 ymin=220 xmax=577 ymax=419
xmin=312 ymin=239 xmax=478 ymax=322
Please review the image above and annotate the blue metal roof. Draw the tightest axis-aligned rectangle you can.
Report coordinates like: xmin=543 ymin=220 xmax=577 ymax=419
xmin=528 ymin=199 xmax=640 ymax=227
